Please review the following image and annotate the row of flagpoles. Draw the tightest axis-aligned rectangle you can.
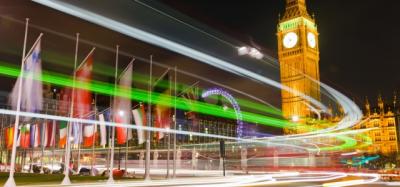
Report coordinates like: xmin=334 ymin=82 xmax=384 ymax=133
xmin=4 ymin=19 xmax=179 ymax=187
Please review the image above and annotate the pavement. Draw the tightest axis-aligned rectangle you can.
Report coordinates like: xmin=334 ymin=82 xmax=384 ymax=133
xmin=15 ymin=170 xmax=400 ymax=187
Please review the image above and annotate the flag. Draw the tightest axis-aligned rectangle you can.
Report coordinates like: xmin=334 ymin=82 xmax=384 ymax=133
xmin=5 ymin=127 xmax=15 ymax=150
xmin=73 ymin=53 xmax=93 ymax=119
xmin=30 ymin=123 xmax=41 ymax=148
xmin=72 ymin=122 xmax=82 ymax=145
xmin=132 ymin=104 xmax=146 ymax=144
xmin=153 ymin=73 xmax=171 ymax=140
xmin=58 ymin=121 xmax=68 ymax=148
xmin=19 ymin=124 xmax=30 ymax=149
xmin=43 ymin=120 xmax=56 ymax=147
xmin=9 ymin=37 xmax=43 ymax=114
xmin=73 ymin=51 xmax=94 ymax=146
xmin=83 ymin=114 xmax=97 ymax=147
xmin=113 ymin=62 xmax=133 ymax=145
xmin=99 ymin=113 xmax=107 ymax=147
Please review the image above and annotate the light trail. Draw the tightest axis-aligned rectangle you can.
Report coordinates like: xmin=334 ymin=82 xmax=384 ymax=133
xmin=32 ymin=0 xmax=328 ymax=119
xmin=0 ymin=15 xmax=281 ymax=115
xmin=29 ymin=0 xmax=368 ymax=153
xmin=0 ymin=108 xmax=311 ymax=151
xmin=322 ymin=172 xmax=380 ymax=187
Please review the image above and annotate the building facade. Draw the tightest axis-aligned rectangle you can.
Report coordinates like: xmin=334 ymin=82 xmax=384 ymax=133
xmin=277 ymin=0 xmax=321 ymax=132
xmin=353 ymin=95 xmax=398 ymax=155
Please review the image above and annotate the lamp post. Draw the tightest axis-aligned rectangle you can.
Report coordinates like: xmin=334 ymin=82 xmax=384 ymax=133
xmin=237 ymin=46 xmax=264 ymax=60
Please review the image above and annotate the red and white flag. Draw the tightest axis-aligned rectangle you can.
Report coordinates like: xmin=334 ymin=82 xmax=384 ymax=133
xmin=98 ymin=113 xmax=107 ymax=147
xmin=43 ymin=120 xmax=56 ymax=147
xmin=74 ymin=50 xmax=94 ymax=147
xmin=132 ymin=104 xmax=146 ymax=144
xmin=113 ymin=62 xmax=133 ymax=145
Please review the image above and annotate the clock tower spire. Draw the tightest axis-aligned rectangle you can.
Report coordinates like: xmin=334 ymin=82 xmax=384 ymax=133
xmin=277 ymin=0 xmax=320 ymax=134
xmin=282 ymin=0 xmax=311 ymax=21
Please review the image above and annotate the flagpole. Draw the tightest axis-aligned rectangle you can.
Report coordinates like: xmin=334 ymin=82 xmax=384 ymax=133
xmin=61 ymin=33 xmax=79 ymax=185
xmin=76 ymin=121 xmax=82 ymax=174
xmin=51 ymin=99 xmax=57 ymax=174
xmin=144 ymin=55 xmax=153 ymax=181
xmin=4 ymin=18 xmax=29 ymax=187
xmin=123 ymin=60 xmax=134 ymax=178
xmin=107 ymin=45 xmax=119 ymax=184
xmin=172 ymin=66 xmax=177 ymax=179
xmin=124 ymin=128 xmax=128 ymax=176
xmin=91 ymin=94 xmax=97 ymax=176
xmin=0 ymin=114 xmax=4 ymax=168
xmin=40 ymin=103 xmax=49 ymax=174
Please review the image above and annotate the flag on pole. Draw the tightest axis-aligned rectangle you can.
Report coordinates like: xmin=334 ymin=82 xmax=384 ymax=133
xmin=98 ymin=113 xmax=107 ymax=147
xmin=113 ymin=62 xmax=133 ymax=145
xmin=5 ymin=127 xmax=14 ymax=150
xmin=30 ymin=123 xmax=41 ymax=148
xmin=58 ymin=88 xmax=70 ymax=148
xmin=153 ymin=72 xmax=171 ymax=140
xmin=58 ymin=121 xmax=68 ymax=148
xmin=9 ymin=37 xmax=43 ymax=114
xmin=19 ymin=124 xmax=30 ymax=149
xmin=72 ymin=122 xmax=82 ymax=145
xmin=43 ymin=120 xmax=56 ymax=147
xmin=74 ymin=50 xmax=94 ymax=147
xmin=74 ymin=52 xmax=93 ymax=118
xmin=83 ymin=114 xmax=96 ymax=147
xmin=132 ymin=104 xmax=146 ymax=144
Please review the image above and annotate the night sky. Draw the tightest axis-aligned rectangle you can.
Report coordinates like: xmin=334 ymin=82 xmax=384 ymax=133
xmin=161 ymin=0 xmax=400 ymax=106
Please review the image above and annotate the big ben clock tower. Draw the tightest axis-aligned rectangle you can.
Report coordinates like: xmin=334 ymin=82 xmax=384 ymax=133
xmin=277 ymin=0 xmax=320 ymax=133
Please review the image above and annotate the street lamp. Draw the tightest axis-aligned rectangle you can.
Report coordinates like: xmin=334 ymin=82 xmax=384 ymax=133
xmin=237 ymin=46 xmax=264 ymax=60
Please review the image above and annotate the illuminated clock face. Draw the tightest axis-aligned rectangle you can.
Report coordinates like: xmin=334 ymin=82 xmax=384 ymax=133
xmin=307 ymin=32 xmax=316 ymax=48
xmin=283 ymin=32 xmax=298 ymax=48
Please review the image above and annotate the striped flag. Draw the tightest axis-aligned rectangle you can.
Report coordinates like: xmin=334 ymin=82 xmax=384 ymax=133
xmin=132 ymin=104 xmax=146 ymax=144
xmin=30 ymin=124 xmax=41 ymax=148
xmin=83 ymin=114 xmax=97 ymax=147
xmin=113 ymin=62 xmax=133 ymax=145
xmin=43 ymin=120 xmax=56 ymax=147
xmin=5 ymin=127 xmax=15 ymax=150
xmin=98 ymin=113 xmax=107 ymax=147
xmin=19 ymin=124 xmax=30 ymax=149
xmin=58 ymin=121 xmax=68 ymax=148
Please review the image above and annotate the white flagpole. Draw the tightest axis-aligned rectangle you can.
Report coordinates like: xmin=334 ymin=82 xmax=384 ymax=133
xmin=50 ymin=119 xmax=57 ymax=174
xmin=144 ymin=55 xmax=153 ymax=181
xmin=107 ymin=45 xmax=119 ymax=184
xmin=4 ymin=18 xmax=29 ymax=187
xmin=40 ymin=103 xmax=49 ymax=173
xmin=91 ymin=94 xmax=97 ymax=176
xmin=172 ymin=66 xmax=177 ymax=178
xmin=123 ymin=59 xmax=134 ymax=177
xmin=76 ymin=122 xmax=82 ymax=174
xmin=61 ymin=33 xmax=79 ymax=185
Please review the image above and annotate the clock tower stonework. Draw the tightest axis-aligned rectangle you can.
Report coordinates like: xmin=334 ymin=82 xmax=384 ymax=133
xmin=277 ymin=0 xmax=320 ymax=134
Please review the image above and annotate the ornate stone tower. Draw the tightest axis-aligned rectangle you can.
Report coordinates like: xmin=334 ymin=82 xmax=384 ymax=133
xmin=277 ymin=0 xmax=320 ymax=126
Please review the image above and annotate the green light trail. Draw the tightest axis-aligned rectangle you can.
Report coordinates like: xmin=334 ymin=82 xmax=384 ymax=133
xmin=0 ymin=61 xmax=369 ymax=152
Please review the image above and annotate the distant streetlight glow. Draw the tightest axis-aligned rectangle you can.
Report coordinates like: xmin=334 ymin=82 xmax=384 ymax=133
xmin=291 ymin=115 xmax=299 ymax=122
